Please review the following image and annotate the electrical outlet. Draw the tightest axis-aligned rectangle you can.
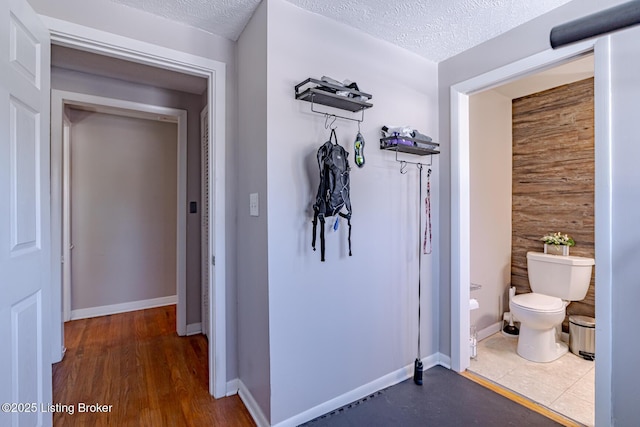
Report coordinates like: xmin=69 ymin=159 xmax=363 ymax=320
xmin=250 ymin=193 xmax=259 ymax=216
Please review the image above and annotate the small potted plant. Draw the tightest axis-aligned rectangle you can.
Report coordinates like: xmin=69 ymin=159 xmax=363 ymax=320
xmin=541 ymin=232 xmax=575 ymax=256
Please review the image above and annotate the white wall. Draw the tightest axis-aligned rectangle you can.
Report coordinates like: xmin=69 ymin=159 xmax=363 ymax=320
xmin=264 ymin=0 xmax=439 ymax=424
xmin=237 ymin=0 xmax=271 ymax=420
xmin=27 ymin=0 xmax=234 ymax=63
xmin=32 ymin=0 xmax=240 ymax=380
xmin=469 ymin=90 xmax=512 ymax=333
xmin=68 ymin=111 xmax=177 ymax=310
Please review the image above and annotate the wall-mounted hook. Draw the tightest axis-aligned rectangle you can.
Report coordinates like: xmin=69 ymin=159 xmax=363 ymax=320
xmin=400 ymin=161 xmax=408 ymax=174
xmin=393 ymin=148 xmax=434 ymax=174
xmin=324 ymin=114 xmax=337 ymax=130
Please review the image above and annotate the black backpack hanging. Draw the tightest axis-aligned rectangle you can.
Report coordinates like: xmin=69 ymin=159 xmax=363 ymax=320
xmin=312 ymin=128 xmax=352 ymax=261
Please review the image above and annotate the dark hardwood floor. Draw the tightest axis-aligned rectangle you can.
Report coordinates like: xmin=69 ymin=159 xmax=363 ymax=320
xmin=52 ymin=305 xmax=255 ymax=426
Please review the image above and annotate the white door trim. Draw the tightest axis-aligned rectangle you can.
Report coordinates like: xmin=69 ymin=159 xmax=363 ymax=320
xmin=44 ymin=17 xmax=227 ymax=398
xmin=52 ymin=90 xmax=188 ymax=331
xmin=592 ymin=35 xmax=614 ymax=427
xmin=449 ymin=39 xmax=613 ymax=422
xmin=62 ymin=113 xmax=71 ymax=322
xmin=200 ymin=105 xmax=210 ymax=339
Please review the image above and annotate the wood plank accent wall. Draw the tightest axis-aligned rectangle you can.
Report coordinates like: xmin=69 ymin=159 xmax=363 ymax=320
xmin=511 ymin=77 xmax=595 ymax=325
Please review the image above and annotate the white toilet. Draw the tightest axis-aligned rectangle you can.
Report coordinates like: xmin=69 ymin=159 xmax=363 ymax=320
xmin=510 ymin=252 xmax=594 ymax=363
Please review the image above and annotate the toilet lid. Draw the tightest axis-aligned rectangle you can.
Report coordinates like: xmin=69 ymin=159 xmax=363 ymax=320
xmin=512 ymin=293 xmax=564 ymax=312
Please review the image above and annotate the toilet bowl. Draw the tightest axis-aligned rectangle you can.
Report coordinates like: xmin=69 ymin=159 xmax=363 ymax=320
xmin=511 ymin=252 xmax=594 ymax=363
xmin=510 ymin=293 xmax=568 ymax=362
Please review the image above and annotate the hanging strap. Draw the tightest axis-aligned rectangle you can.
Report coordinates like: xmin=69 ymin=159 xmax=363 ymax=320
xmin=423 ymin=169 xmax=432 ymax=255
xmin=314 ymin=211 xmax=352 ymax=261
xmin=312 ymin=210 xmax=319 ymax=252
xmin=312 ymin=211 xmax=327 ymax=262
xmin=347 ymin=218 xmax=352 ymax=257
xmin=417 ymin=165 xmax=422 ymax=360
xmin=339 ymin=212 xmax=352 ymax=256
xmin=319 ymin=216 xmax=326 ymax=262
xmin=330 ymin=128 xmax=338 ymax=145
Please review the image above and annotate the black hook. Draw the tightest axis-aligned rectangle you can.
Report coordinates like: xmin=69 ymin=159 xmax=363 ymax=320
xmin=400 ymin=161 xmax=408 ymax=174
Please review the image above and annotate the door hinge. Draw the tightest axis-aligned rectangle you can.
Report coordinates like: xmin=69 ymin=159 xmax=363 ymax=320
xmin=212 ymin=256 xmax=215 ymax=266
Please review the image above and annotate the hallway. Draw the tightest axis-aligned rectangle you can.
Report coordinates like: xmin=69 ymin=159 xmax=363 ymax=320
xmin=52 ymin=306 xmax=253 ymax=426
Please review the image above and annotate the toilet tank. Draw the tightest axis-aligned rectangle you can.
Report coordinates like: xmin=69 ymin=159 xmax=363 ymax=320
xmin=527 ymin=252 xmax=595 ymax=301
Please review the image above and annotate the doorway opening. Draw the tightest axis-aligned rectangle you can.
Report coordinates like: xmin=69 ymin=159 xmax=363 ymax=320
xmin=466 ymin=54 xmax=595 ymax=426
xmin=449 ymin=38 xmax=607 ymax=425
xmin=45 ymin=18 xmax=228 ymax=397
xmin=55 ymin=93 xmax=187 ymax=326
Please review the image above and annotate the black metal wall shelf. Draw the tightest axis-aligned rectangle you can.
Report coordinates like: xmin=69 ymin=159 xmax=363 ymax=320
xmin=380 ymin=136 xmax=439 ymax=171
xmin=295 ymin=78 xmax=373 ymax=123
xmin=380 ymin=136 xmax=440 ymax=156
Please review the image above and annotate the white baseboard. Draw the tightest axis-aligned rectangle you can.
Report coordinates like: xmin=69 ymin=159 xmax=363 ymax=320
xmin=70 ymin=295 xmax=177 ymax=320
xmin=272 ymin=353 xmax=447 ymax=427
xmin=52 ymin=346 xmax=66 ymax=364
xmin=226 ymin=378 xmax=239 ymax=397
xmin=186 ymin=322 xmax=202 ymax=336
xmin=238 ymin=380 xmax=270 ymax=427
xmin=478 ymin=321 xmax=502 ymax=341
xmin=436 ymin=352 xmax=451 ymax=369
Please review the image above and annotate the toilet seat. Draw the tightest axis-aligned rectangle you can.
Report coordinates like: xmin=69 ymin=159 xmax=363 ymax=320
xmin=511 ymin=293 xmax=565 ymax=312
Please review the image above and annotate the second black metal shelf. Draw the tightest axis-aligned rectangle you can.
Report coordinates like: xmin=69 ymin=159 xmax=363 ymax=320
xmin=380 ymin=136 xmax=440 ymax=156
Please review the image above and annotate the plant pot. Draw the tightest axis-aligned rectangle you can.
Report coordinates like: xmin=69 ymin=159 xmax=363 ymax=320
xmin=544 ymin=243 xmax=569 ymax=256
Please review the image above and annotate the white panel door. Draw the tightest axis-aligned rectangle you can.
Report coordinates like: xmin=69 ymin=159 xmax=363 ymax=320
xmin=0 ymin=0 xmax=51 ymax=426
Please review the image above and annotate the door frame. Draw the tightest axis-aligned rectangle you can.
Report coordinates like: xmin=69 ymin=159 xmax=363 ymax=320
xmin=449 ymin=38 xmax=611 ymax=421
xmin=44 ymin=17 xmax=228 ymax=398
xmin=52 ymin=90 xmax=188 ymax=325
xmin=200 ymin=105 xmax=210 ymax=339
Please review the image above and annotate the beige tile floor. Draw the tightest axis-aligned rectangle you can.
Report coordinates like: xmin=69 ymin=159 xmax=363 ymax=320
xmin=469 ymin=332 xmax=595 ymax=427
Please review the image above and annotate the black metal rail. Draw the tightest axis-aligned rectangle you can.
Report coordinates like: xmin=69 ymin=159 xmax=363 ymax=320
xmin=550 ymin=1 xmax=640 ymax=48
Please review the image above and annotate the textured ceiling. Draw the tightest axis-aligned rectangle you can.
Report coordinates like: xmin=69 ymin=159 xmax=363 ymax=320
xmin=108 ymin=0 xmax=573 ymax=62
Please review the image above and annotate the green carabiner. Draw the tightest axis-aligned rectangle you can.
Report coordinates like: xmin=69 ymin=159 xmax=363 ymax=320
xmin=354 ymin=132 xmax=365 ymax=168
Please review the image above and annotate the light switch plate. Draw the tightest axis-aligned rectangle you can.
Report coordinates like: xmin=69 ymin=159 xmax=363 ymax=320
xmin=250 ymin=193 xmax=259 ymax=216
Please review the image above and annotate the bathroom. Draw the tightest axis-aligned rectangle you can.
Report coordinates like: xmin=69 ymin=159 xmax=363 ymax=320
xmin=467 ymin=55 xmax=596 ymax=426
